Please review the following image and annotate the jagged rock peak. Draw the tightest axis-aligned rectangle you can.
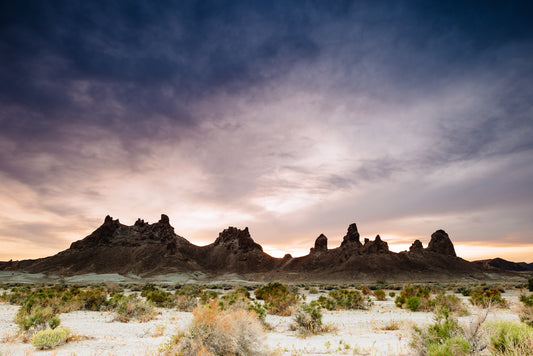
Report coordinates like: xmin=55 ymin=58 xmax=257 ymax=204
xmin=426 ymin=229 xmax=456 ymax=257
xmin=341 ymin=223 xmax=362 ymax=248
xmin=362 ymin=235 xmax=389 ymax=254
xmin=409 ymin=239 xmax=424 ymax=253
xmin=158 ymin=214 xmax=170 ymax=225
xmin=104 ymin=215 xmax=120 ymax=225
xmin=134 ymin=218 xmax=147 ymax=227
xmin=314 ymin=234 xmax=328 ymax=252
xmin=214 ymin=227 xmax=263 ymax=252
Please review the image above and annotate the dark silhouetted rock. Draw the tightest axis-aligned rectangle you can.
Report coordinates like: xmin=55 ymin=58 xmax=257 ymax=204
xmin=426 ymin=230 xmax=456 ymax=256
xmin=362 ymin=235 xmax=389 ymax=254
xmin=213 ymin=227 xmax=262 ymax=252
xmin=158 ymin=214 xmax=170 ymax=225
xmin=341 ymin=223 xmax=362 ymax=248
xmin=310 ymin=234 xmax=328 ymax=254
xmin=409 ymin=240 xmax=424 ymax=253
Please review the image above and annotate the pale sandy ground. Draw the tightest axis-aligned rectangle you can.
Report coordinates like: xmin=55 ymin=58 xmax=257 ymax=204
xmin=0 ymin=289 xmax=525 ymax=356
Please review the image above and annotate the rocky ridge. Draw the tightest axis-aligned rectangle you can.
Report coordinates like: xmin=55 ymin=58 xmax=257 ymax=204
xmin=0 ymin=214 xmax=492 ymax=281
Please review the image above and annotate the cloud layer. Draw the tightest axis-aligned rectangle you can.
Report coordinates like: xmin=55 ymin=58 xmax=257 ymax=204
xmin=1 ymin=0 xmax=533 ymax=261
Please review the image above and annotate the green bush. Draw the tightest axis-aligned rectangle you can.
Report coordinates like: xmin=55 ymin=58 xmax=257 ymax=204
xmin=469 ymin=288 xmax=506 ymax=307
xmin=395 ymin=285 xmax=431 ymax=311
xmin=254 ymin=282 xmax=299 ymax=316
xmin=487 ymin=320 xmax=533 ymax=355
xmin=292 ymin=302 xmax=323 ymax=336
xmin=528 ymin=278 xmax=533 ymax=292
xmin=373 ymin=289 xmax=386 ymax=301
xmin=145 ymin=289 xmax=175 ymax=308
xmin=406 ymin=296 xmax=421 ymax=312
xmin=31 ymin=327 xmax=71 ymax=349
xmin=15 ymin=305 xmax=59 ymax=332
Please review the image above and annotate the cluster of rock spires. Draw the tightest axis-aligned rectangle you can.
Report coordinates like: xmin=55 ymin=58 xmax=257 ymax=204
xmin=0 ymin=214 xmax=487 ymax=280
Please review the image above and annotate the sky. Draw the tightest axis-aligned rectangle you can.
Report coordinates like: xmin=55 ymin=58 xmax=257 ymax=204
xmin=1 ymin=0 xmax=533 ymax=262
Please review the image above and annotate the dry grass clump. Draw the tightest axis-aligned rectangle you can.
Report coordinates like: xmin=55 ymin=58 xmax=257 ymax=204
xmin=486 ymin=320 xmax=533 ymax=356
xmin=519 ymin=294 xmax=533 ymax=327
xmin=162 ymin=302 xmax=267 ymax=355
xmin=373 ymin=289 xmax=386 ymax=301
xmin=113 ymin=294 xmax=157 ymax=322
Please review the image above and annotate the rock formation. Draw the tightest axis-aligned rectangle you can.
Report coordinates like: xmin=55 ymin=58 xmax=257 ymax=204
xmin=426 ymin=230 xmax=456 ymax=257
xmin=409 ymin=240 xmax=424 ymax=253
xmin=310 ymin=234 xmax=328 ymax=253
xmin=0 ymin=216 xmax=489 ymax=281
xmin=362 ymin=235 xmax=389 ymax=254
xmin=213 ymin=227 xmax=262 ymax=252
xmin=340 ymin=223 xmax=362 ymax=248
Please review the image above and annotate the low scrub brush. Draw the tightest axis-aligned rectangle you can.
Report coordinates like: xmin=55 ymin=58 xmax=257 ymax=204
xmin=30 ymin=327 xmax=71 ymax=350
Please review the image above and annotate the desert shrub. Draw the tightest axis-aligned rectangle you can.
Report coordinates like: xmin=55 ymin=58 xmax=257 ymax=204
xmin=114 ymin=295 xmax=156 ymax=322
xmin=175 ymin=294 xmax=198 ymax=312
xmin=411 ymin=308 xmax=471 ymax=356
xmin=360 ymin=286 xmax=371 ymax=295
xmin=15 ymin=303 xmax=60 ymax=333
xmin=169 ymin=303 xmax=266 ymax=355
xmin=519 ymin=295 xmax=533 ymax=327
xmin=528 ymin=278 xmax=533 ymax=292
xmin=292 ymin=301 xmax=323 ymax=336
xmin=199 ymin=290 xmax=219 ymax=305
xmin=176 ymin=284 xmax=204 ymax=297
xmin=395 ymin=285 xmax=431 ymax=311
xmin=141 ymin=283 xmax=158 ymax=297
xmin=316 ymin=289 xmax=371 ymax=310
xmin=407 ymin=296 xmax=421 ymax=312
xmin=487 ymin=320 xmax=533 ymax=355
xmin=520 ymin=294 xmax=533 ymax=307
xmin=254 ymin=282 xmax=299 ymax=316
xmin=469 ymin=288 xmax=506 ymax=307
xmin=78 ymin=287 xmax=107 ymax=311
xmin=309 ymin=287 xmax=319 ymax=294
xmin=373 ymin=289 xmax=386 ymax=301
xmin=461 ymin=289 xmax=471 ymax=297
xmin=145 ymin=289 xmax=175 ymax=308
xmin=429 ymin=293 xmax=468 ymax=316
xmin=30 ymin=327 xmax=71 ymax=350
xmin=389 ymin=292 xmax=396 ymax=298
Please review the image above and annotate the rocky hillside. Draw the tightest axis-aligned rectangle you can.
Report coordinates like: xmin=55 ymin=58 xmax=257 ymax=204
xmin=0 ymin=215 xmax=492 ymax=281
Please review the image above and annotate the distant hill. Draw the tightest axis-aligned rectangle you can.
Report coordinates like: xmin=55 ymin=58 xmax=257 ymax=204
xmin=0 ymin=214 xmax=502 ymax=282
xmin=472 ymin=257 xmax=533 ymax=272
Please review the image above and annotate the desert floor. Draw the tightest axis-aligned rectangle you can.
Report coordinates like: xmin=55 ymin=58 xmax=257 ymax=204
xmin=0 ymin=287 xmax=525 ymax=356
